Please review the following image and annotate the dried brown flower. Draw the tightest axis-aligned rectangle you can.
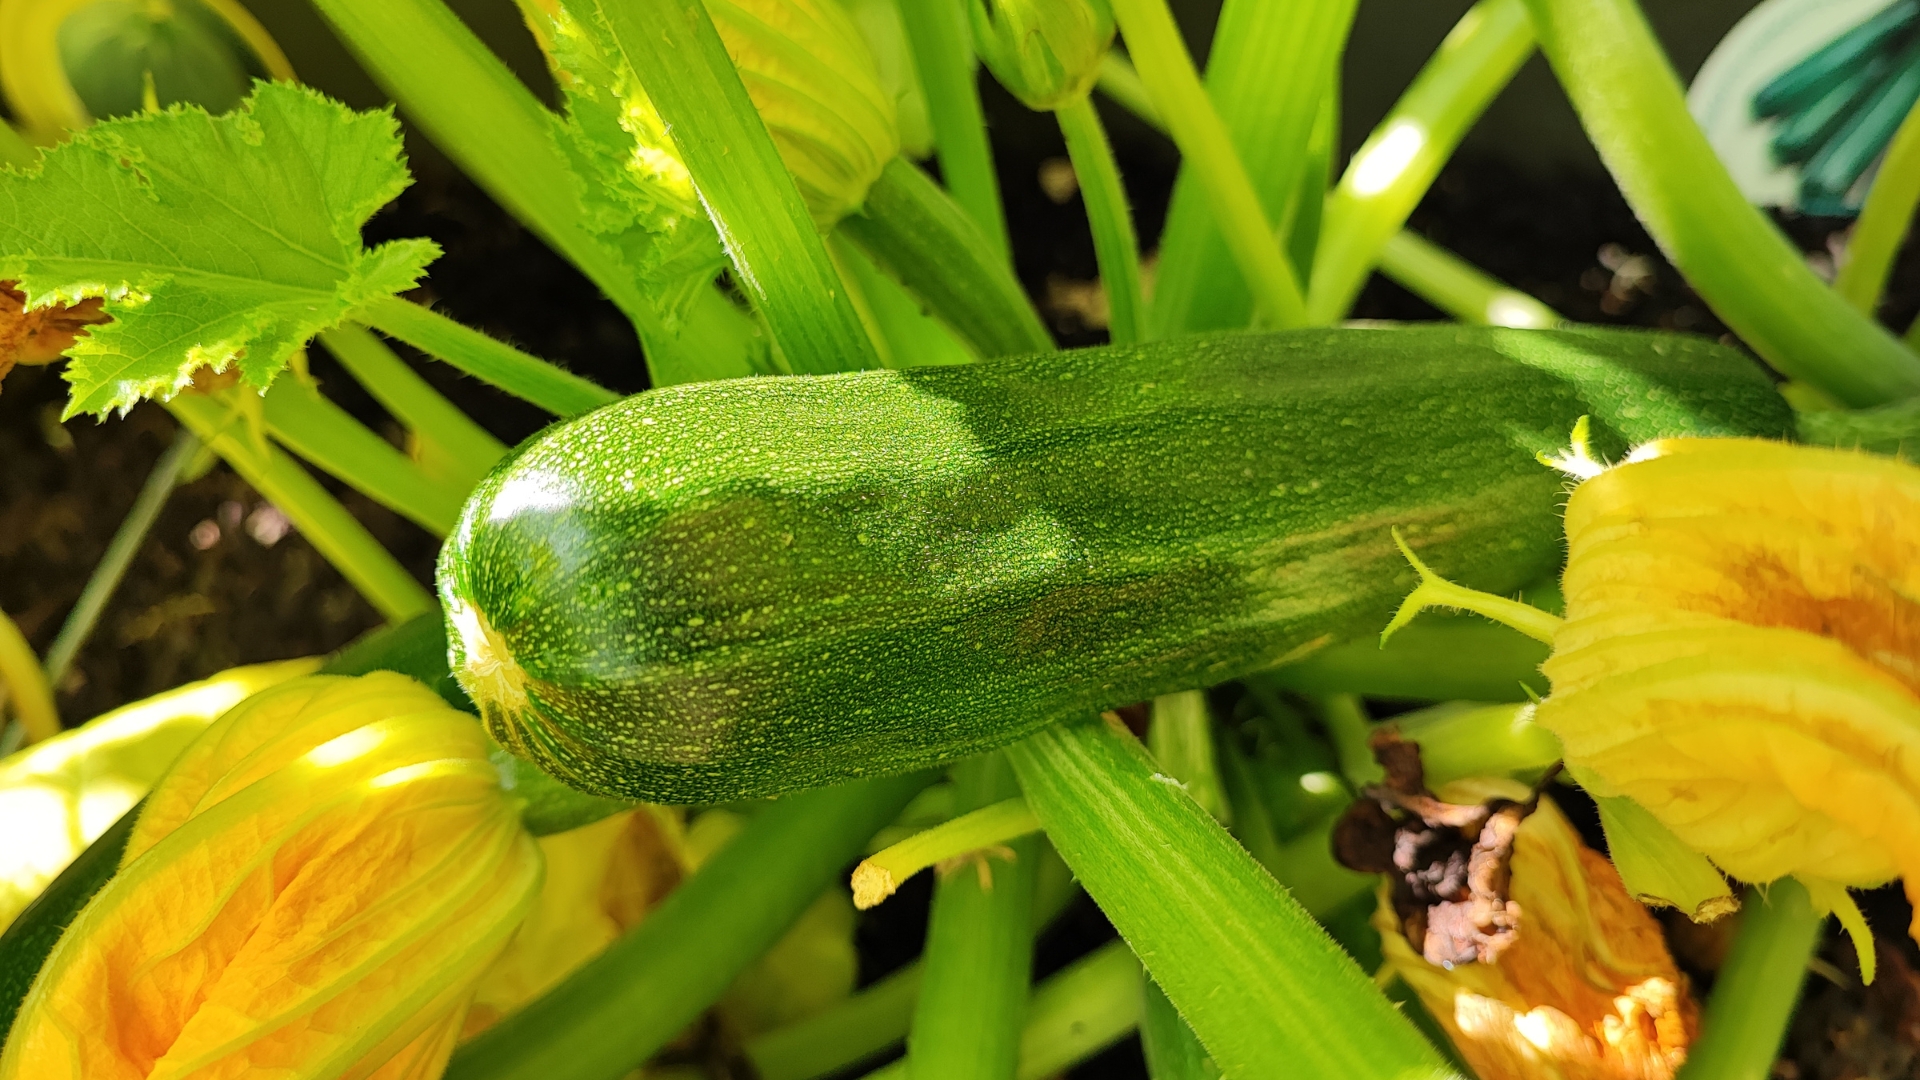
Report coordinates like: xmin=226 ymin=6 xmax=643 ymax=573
xmin=0 ymin=281 xmax=110 ymax=384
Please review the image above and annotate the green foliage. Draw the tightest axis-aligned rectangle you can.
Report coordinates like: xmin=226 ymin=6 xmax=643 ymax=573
xmin=513 ymin=0 xmax=727 ymax=325
xmin=0 ymin=82 xmax=438 ymax=418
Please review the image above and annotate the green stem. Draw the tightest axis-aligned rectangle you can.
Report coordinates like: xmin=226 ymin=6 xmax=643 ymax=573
xmin=1836 ymin=99 xmax=1920 ymax=315
xmin=1141 ymin=980 xmax=1218 ymax=1080
xmin=0 ymin=606 xmax=58 ymax=744
xmin=318 ymin=325 xmax=506 ymax=488
xmin=748 ymin=963 xmax=926 ymax=1080
xmin=864 ymin=941 xmax=1145 ymax=1080
xmin=1377 ymin=230 xmax=1561 ymax=328
xmin=260 ymin=377 xmax=467 ymax=536
xmin=854 ymin=797 xmax=1042 ymax=908
xmin=903 ymin=755 xmax=1036 ymax=1080
xmin=1262 ymin=611 xmax=1548 ymax=702
xmin=1317 ymin=693 xmax=1382 ymax=790
xmin=166 ymin=394 xmax=434 ymax=623
xmin=895 ymin=0 xmax=1010 ymax=263
xmin=1308 ymin=0 xmax=1535 ymax=324
xmin=359 ymin=297 xmax=617 ymax=418
xmin=1096 ymin=52 xmax=1161 ymax=128
xmin=1524 ymin=0 xmax=1920 ymax=408
xmin=0 ymin=120 xmax=35 ymax=169
xmin=41 ymin=428 xmax=200 ymax=688
xmin=301 ymin=0 xmax=668 ymax=349
xmin=1006 ymin=715 xmax=1456 ymax=1080
xmin=445 ymin=772 xmax=931 ymax=1080
xmin=1146 ymin=691 xmax=1227 ymax=823
xmin=597 ymin=0 xmax=880 ymax=376
xmin=1393 ymin=702 xmax=1562 ymax=787
xmin=840 ymin=158 xmax=1052 ymax=358
xmin=1675 ymin=879 xmax=1824 ymax=1080
xmin=1056 ymin=97 xmax=1147 ymax=345
xmin=832 ymin=234 xmax=976 ymax=369
xmin=1130 ymin=0 xmax=1344 ymax=333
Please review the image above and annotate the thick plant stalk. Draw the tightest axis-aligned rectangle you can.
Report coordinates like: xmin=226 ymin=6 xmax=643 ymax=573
xmin=840 ymin=158 xmax=1053 ymax=358
xmin=1108 ymin=0 xmax=1308 ymax=328
xmin=445 ymin=772 xmax=931 ymax=1080
xmin=41 ymin=429 xmax=200 ymax=688
xmin=596 ymin=0 xmax=880 ymax=376
xmin=896 ymin=0 xmax=1010 ymax=262
xmin=1674 ymin=881 xmax=1824 ymax=1080
xmin=1378 ymin=230 xmax=1561 ymax=328
xmin=903 ymin=756 xmax=1036 ymax=1080
xmin=1309 ymin=0 xmax=1535 ymax=324
xmin=1056 ymin=97 xmax=1148 ymax=345
xmin=1144 ymin=0 xmax=1355 ymax=334
xmin=1835 ymin=99 xmax=1920 ymax=316
xmin=1006 ymin=715 xmax=1457 ymax=1080
xmin=1524 ymin=0 xmax=1920 ymax=408
xmin=360 ymin=297 xmax=618 ymax=418
xmin=318 ymin=325 xmax=506 ymax=487
xmin=166 ymin=394 xmax=434 ymax=623
xmin=260 ymin=378 xmax=467 ymax=536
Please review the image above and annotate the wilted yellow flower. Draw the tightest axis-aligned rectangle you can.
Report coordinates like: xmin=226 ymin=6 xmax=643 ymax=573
xmin=1533 ymin=438 xmax=1920 ymax=935
xmin=0 ymin=673 xmax=543 ymax=1080
xmin=463 ymin=805 xmax=685 ymax=1038
xmin=0 ymin=658 xmax=317 ymax=931
xmin=1381 ymin=798 xmax=1696 ymax=1080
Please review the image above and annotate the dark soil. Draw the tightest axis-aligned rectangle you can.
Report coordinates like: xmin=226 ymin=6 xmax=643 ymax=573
xmin=5 ymin=83 xmax=1913 ymax=1078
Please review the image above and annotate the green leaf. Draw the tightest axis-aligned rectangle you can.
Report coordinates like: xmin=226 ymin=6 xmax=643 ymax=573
xmin=0 ymin=82 xmax=439 ymax=418
xmin=515 ymin=0 xmax=728 ymax=325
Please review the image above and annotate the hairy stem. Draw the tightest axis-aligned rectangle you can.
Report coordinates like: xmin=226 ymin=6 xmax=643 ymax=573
xmin=1056 ymin=97 xmax=1148 ymax=345
xmin=360 ymin=297 xmax=617 ymax=418
xmin=895 ymin=0 xmax=1010 ymax=262
xmin=318 ymin=325 xmax=506 ymax=488
xmin=1675 ymin=879 xmax=1823 ymax=1080
xmin=1378 ymin=230 xmax=1561 ymax=328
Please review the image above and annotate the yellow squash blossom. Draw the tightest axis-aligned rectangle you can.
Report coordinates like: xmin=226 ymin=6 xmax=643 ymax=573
xmin=1381 ymin=798 xmax=1696 ymax=1080
xmin=0 ymin=673 xmax=543 ymax=1080
xmin=0 ymin=658 xmax=317 ymax=931
xmin=1389 ymin=435 xmax=1920 ymax=952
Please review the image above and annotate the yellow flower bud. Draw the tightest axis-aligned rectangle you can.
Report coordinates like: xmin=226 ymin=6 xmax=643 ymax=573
xmin=969 ymin=0 xmax=1114 ymax=111
xmin=0 ymin=659 xmax=316 ymax=932
xmin=0 ymin=673 xmax=543 ymax=1080
xmin=1534 ymin=438 xmax=1920 ymax=935
xmin=1381 ymin=798 xmax=1697 ymax=1080
xmin=708 ymin=0 xmax=900 ymax=226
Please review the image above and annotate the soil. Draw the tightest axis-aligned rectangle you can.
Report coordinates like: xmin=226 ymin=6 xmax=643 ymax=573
xmin=4 ymin=84 xmax=1913 ymax=1078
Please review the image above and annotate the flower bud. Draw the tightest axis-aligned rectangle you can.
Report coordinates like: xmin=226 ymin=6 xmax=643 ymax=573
xmin=707 ymin=0 xmax=900 ymax=226
xmin=0 ymin=0 xmax=295 ymax=135
xmin=0 ymin=673 xmax=543 ymax=1080
xmin=968 ymin=0 xmax=1114 ymax=111
xmin=0 ymin=659 xmax=316 ymax=932
xmin=1379 ymin=797 xmax=1697 ymax=1080
xmin=1534 ymin=438 xmax=1920 ymax=936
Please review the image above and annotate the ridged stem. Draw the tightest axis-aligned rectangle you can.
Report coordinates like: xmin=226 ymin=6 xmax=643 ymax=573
xmin=1138 ymin=0 xmax=1351 ymax=334
xmin=839 ymin=158 xmax=1053 ymax=358
xmin=903 ymin=755 xmax=1036 ymax=1080
xmin=1377 ymin=230 xmax=1561 ymax=328
xmin=259 ymin=378 xmax=466 ymax=536
xmin=1308 ymin=0 xmax=1535 ymax=324
xmin=41 ymin=428 xmax=201 ymax=688
xmin=166 ymin=394 xmax=434 ymax=622
xmin=318 ymin=325 xmax=506 ymax=488
xmin=1056 ymin=96 xmax=1147 ymax=345
xmin=1109 ymin=0 xmax=1308 ymax=328
xmin=1835 ymin=99 xmax=1920 ymax=316
xmin=1147 ymin=692 xmax=1227 ymax=822
xmin=597 ymin=0 xmax=880 ymax=375
xmin=1523 ymin=0 xmax=1920 ymax=407
xmin=895 ymin=0 xmax=1010 ymax=263
xmin=445 ymin=772 xmax=932 ymax=1080
xmin=1675 ymin=880 xmax=1824 ymax=1080
xmin=1006 ymin=715 xmax=1456 ymax=1079
xmin=359 ymin=296 xmax=617 ymax=418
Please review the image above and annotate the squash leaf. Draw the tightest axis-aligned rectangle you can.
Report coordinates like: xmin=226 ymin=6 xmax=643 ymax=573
xmin=0 ymin=82 xmax=439 ymax=418
xmin=515 ymin=0 xmax=727 ymax=324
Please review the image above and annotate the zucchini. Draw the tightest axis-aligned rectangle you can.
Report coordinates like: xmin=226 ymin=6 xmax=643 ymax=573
xmin=438 ymin=326 xmax=1791 ymax=803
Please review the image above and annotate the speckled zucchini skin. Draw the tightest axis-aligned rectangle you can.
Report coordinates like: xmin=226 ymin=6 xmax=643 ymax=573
xmin=437 ymin=326 xmax=1789 ymax=803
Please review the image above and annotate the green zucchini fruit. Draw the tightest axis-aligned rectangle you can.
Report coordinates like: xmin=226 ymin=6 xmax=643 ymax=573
xmin=438 ymin=326 xmax=1791 ymax=803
